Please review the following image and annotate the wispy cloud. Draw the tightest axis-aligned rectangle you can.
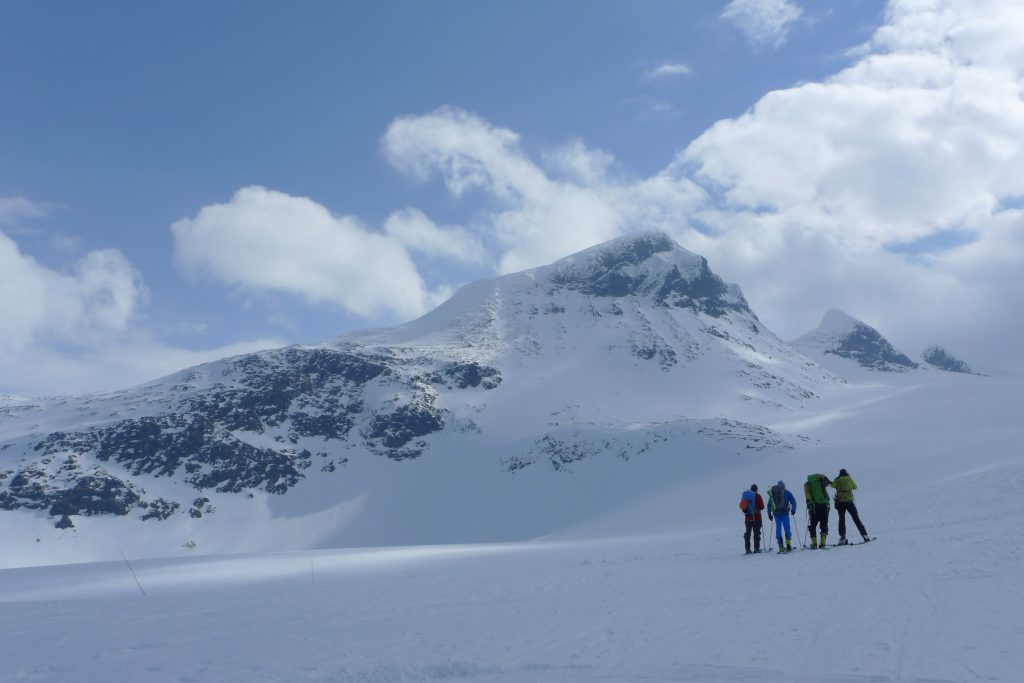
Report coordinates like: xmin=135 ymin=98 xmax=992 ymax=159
xmin=645 ymin=62 xmax=692 ymax=80
xmin=721 ymin=0 xmax=802 ymax=49
xmin=0 ymin=196 xmax=49 ymax=235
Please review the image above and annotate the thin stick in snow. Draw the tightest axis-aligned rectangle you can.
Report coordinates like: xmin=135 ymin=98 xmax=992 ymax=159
xmin=120 ymin=551 xmax=146 ymax=596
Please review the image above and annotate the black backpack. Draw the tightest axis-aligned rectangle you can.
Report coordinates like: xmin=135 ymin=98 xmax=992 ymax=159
xmin=770 ymin=484 xmax=788 ymax=515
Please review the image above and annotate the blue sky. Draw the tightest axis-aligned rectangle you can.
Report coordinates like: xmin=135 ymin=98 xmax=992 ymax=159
xmin=3 ymin=0 xmax=1024 ymax=394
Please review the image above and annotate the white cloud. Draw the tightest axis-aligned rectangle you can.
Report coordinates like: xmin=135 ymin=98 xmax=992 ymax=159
xmin=171 ymin=186 xmax=449 ymax=320
xmin=645 ymin=62 xmax=692 ymax=80
xmin=0 ymin=197 xmax=45 ymax=224
xmin=0 ymin=231 xmax=145 ymax=352
xmin=0 ymin=336 xmax=285 ymax=397
xmin=0 ymin=225 xmax=285 ymax=396
xmin=382 ymin=107 xmax=705 ymax=273
xmin=383 ymin=208 xmax=486 ymax=265
xmin=669 ymin=0 xmax=1024 ymax=364
xmin=0 ymin=196 xmax=48 ymax=235
xmin=721 ymin=0 xmax=802 ymax=49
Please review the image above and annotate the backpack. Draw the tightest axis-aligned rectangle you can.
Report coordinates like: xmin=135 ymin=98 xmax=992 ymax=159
xmin=770 ymin=484 xmax=788 ymax=515
xmin=740 ymin=490 xmax=757 ymax=517
xmin=805 ymin=474 xmax=830 ymax=505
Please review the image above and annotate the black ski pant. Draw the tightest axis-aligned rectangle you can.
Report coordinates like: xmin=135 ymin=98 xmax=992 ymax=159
xmin=836 ymin=501 xmax=868 ymax=539
xmin=807 ymin=502 xmax=829 ymax=538
xmin=744 ymin=518 xmax=763 ymax=552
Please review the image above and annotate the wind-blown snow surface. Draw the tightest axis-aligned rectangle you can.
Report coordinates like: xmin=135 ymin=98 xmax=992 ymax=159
xmin=1 ymin=369 xmax=1021 ymax=683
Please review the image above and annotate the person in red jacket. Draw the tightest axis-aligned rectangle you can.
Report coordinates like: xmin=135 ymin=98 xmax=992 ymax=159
xmin=739 ymin=484 xmax=766 ymax=554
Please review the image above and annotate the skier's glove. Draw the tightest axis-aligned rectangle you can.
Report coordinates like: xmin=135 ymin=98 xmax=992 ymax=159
xmin=768 ymin=512 xmax=773 ymax=520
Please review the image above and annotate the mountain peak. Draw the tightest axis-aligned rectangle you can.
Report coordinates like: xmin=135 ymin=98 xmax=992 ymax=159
xmin=553 ymin=231 xmax=680 ymax=269
xmin=794 ymin=310 xmax=918 ymax=373
xmin=818 ymin=308 xmax=860 ymax=332
xmin=537 ymin=232 xmax=749 ymax=317
xmin=922 ymin=345 xmax=975 ymax=374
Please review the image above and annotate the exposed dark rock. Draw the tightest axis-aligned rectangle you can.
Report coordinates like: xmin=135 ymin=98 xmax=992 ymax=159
xmin=443 ymin=362 xmax=502 ymax=390
xmin=189 ymin=496 xmax=214 ymax=518
xmin=142 ymin=498 xmax=181 ymax=521
xmin=534 ymin=435 xmax=612 ymax=471
xmin=548 ymin=233 xmax=747 ymax=318
xmin=2 ymin=343 xmax=485 ymax=519
xmin=922 ymin=345 xmax=974 ymax=374
xmin=827 ymin=323 xmax=918 ymax=371
xmin=365 ymin=402 xmax=445 ymax=457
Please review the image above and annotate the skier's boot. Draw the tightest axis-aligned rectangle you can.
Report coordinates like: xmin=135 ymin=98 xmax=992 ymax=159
xmin=819 ymin=534 xmax=827 ymax=548
xmin=862 ymin=534 xmax=871 ymax=543
xmin=785 ymin=538 xmax=793 ymax=552
xmin=809 ymin=535 xmax=817 ymax=549
xmin=838 ymin=536 xmax=848 ymax=546
xmin=777 ymin=543 xmax=785 ymax=554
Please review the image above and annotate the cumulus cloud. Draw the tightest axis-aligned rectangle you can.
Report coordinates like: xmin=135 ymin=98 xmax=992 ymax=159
xmin=0 ymin=219 xmax=284 ymax=396
xmin=670 ymin=0 xmax=1024 ymax=362
xmin=721 ymin=0 xmax=802 ymax=49
xmin=383 ymin=208 xmax=486 ymax=265
xmin=382 ymin=107 xmax=706 ymax=273
xmin=0 ymin=231 xmax=145 ymax=352
xmin=171 ymin=186 xmax=450 ymax=319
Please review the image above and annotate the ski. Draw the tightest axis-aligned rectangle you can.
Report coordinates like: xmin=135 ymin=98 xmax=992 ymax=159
xmin=829 ymin=536 xmax=877 ymax=547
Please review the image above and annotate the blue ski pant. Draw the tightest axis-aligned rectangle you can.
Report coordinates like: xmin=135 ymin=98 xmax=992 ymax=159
xmin=774 ymin=513 xmax=792 ymax=542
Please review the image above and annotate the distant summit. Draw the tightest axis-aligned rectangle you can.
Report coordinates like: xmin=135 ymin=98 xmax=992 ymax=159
xmin=793 ymin=309 xmax=918 ymax=373
xmin=542 ymin=232 xmax=750 ymax=317
xmin=922 ymin=345 xmax=975 ymax=374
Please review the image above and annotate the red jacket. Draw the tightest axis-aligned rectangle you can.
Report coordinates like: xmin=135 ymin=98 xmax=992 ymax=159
xmin=740 ymin=493 xmax=765 ymax=521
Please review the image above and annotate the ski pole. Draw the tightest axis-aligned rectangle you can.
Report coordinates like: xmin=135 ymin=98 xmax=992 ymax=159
xmin=793 ymin=507 xmax=805 ymax=550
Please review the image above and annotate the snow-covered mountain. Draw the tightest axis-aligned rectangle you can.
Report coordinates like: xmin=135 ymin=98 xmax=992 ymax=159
xmin=792 ymin=308 xmax=919 ymax=374
xmin=1 ymin=233 xmax=845 ymax=565
xmin=922 ymin=344 xmax=976 ymax=374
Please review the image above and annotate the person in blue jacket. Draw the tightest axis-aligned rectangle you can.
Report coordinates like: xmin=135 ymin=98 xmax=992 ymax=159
xmin=767 ymin=480 xmax=798 ymax=553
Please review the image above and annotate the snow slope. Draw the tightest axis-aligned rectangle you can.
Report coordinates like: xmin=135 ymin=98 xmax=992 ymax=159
xmin=1 ymin=368 xmax=1020 ymax=683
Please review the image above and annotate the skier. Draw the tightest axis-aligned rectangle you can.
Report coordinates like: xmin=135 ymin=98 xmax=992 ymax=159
xmin=767 ymin=481 xmax=798 ymax=553
xmin=804 ymin=473 xmax=832 ymax=549
xmin=831 ymin=468 xmax=871 ymax=544
xmin=739 ymin=484 xmax=765 ymax=554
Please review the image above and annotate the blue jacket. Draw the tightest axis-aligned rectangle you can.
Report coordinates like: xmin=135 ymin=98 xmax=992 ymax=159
xmin=768 ymin=488 xmax=798 ymax=516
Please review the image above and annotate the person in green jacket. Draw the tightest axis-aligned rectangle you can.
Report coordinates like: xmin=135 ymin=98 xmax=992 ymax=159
xmin=831 ymin=468 xmax=870 ymax=544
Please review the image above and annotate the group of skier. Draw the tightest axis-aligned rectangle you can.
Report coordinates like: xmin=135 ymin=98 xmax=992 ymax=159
xmin=738 ymin=469 xmax=871 ymax=554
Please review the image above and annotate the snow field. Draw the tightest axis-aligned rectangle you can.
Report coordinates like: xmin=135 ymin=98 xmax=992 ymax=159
xmin=1 ymin=370 xmax=1021 ymax=682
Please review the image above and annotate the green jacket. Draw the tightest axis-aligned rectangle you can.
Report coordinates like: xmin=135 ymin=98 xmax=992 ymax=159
xmin=831 ymin=475 xmax=857 ymax=503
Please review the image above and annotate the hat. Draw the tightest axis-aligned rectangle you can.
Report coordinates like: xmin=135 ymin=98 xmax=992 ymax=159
xmin=839 ymin=468 xmax=849 ymax=477
xmin=750 ymin=484 xmax=758 ymax=492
